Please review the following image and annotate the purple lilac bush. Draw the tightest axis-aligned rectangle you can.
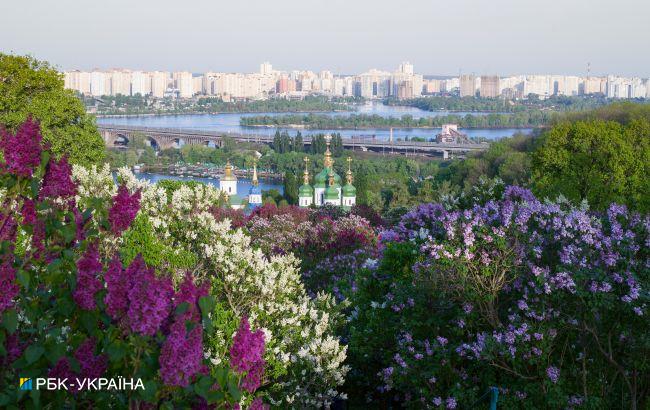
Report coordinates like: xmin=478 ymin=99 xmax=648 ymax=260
xmin=0 ymin=119 xmax=266 ymax=408
xmin=347 ymin=186 xmax=648 ymax=408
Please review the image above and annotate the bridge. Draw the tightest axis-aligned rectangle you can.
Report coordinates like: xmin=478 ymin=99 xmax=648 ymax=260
xmin=98 ymin=125 xmax=489 ymax=157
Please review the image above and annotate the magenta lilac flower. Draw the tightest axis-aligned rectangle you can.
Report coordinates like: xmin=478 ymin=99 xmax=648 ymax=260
xmin=0 ymin=117 xmax=42 ymax=178
xmin=74 ymin=338 xmax=108 ymax=379
xmin=21 ymin=199 xmax=37 ymax=226
xmin=159 ymin=315 xmax=203 ymax=386
xmin=104 ymin=255 xmax=128 ymax=320
xmin=108 ymin=184 xmax=141 ymax=235
xmin=73 ymin=243 xmax=103 ymax=310
xmin=39 ymin=156 xmax=76 ymax=199
xmin=159 ymin=274 xmax=206 ymax=387
xmin=125 ymin=255 xmax=173 ymax=336
xmin=230 ymin=316 xmax=266 ymax=393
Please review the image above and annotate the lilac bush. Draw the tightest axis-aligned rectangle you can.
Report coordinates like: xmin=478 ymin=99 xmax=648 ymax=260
xmin=0 ymin=119 xmax=255 ymax=408
xmin=348 ymin=187 xmax=649 ymax=408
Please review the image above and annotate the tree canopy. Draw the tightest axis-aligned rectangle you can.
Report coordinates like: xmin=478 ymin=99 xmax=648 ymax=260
xmin=0 ymin=53 xmax=104 ymax=166
xmin=532 ymin=105 xmax=650 ymax=212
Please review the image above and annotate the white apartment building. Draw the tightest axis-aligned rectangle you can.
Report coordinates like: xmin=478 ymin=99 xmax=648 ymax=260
xmin=151 ymin=71 xmax=169 ymax=98
xmin=173 ymin=72 xmax=194 ymax=98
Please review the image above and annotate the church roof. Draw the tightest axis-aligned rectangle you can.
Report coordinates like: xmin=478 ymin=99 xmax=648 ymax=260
xmin=314 ymin=167 xmax=341 ymax=187
xmin=299 ymin=183 xmax=314 ymax=196
xmin=342 ymin=183 xmax=356 ymax=196
xmin=325 ymin=184 xmax=340 ymax=200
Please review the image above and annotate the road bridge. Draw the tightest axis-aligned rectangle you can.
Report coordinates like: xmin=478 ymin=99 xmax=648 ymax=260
xmin=98 ymin=125 xmax=489 ymax=157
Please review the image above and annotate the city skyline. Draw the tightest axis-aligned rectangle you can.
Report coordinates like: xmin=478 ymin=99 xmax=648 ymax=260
xmin=2 ymin=0 xmax=649 ymax=77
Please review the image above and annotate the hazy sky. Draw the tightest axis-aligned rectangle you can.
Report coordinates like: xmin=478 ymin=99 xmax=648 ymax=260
xmin=2 ymin=0 xmax=649 ymax=76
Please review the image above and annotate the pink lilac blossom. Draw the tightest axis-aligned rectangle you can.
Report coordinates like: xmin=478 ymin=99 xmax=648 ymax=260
xmin=104 ymin=255 xmax=128 ymax=320
xmin=108 ymin=184 xmax=141 ymax=235
xmin=73 ymin=243 xmax=103 ymax=310
xmin=74 ymin=338 xmax=108 ymax=379
xmin=229 ymin=316 xmax=266 ymax=393
xmin=125 ymin=255 xmax=173 ymax=336
xmin=39 ymin=156 xmax=76 ymax=199
xmin=21 ymin=199 xmax=37 ymax=226
xmin=0 ymin=117 xmax=42 ymax=178
xmin=159 ymin=275 xmax=207 ymax=387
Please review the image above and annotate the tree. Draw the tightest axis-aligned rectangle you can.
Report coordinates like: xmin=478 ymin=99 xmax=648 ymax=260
xmin=532 ymin=119 xmax=649 ymax=211
xmin=293 ymin=131 xmax=304 ymax=152
xmin=283 ymin=171 xmax=299 ymax=204
xmin=0 ymin=54 xmax=105 ymax=166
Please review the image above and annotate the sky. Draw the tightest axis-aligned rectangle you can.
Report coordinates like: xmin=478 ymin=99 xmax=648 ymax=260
xmin=1 ymin=0 xmax=649 ymax=77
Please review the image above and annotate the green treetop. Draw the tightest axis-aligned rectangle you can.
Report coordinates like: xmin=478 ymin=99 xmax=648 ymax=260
xmin=0 ymin=54 xmax=105 ymax=166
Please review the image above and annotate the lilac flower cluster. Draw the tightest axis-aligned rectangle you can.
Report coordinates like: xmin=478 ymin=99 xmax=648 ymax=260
xmin=73 ymin=242 xmax=103 ymax=310
xmin=0 ymin=117 xmax=42 ymax=178
xmin=49 ymin=339 xmax=107 ymax=392
xmin=39 ymin=156 xmax=76 ymax=200
xmin=229 ymin=316 xmax=266 ymax=393
xmin=125 ymin=256 xmax=173 ymax=336
xmin=104 ymin=254 xmax=173 ymax=336
xmin=159 ymin=275 xmax=207 ymax=387
xmin=108 ymin=184 xmax=141 ymax=235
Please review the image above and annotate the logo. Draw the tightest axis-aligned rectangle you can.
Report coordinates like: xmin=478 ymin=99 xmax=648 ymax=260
xmin=19 ymin=378 xmax=33 ymax=390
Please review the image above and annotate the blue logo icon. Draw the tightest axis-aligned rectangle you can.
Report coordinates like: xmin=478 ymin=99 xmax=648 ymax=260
xmin=20 ymin=378 xmax=33 ymax=390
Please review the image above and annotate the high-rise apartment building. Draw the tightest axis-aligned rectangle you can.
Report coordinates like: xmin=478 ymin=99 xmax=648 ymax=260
xmin=151 ymin=71 xmax=169 ymax=98
xmin=260 ymin=62 xmax=273 ymax=76
xmin=479 ymin=75 xmax=500 ymax=98
xmin=90 ymin=71 xmax=108 ymax=96
xmin=173 ymin=71 xmax=194 ymax=98
xmin=459 ymin=74 xmax=477 ymax=97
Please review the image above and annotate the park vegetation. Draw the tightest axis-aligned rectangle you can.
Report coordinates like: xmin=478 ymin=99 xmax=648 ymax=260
xmin=240 ymin=112 xmax=557 ymax=130
xmin=89 ymin=95 xmax=359 ymax=116
xmin=1 ymin=55 xmax=648 ymax=409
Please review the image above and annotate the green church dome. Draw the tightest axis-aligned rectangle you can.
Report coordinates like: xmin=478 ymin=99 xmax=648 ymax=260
xmin=325 ymin=184 xmax=340 ymax=200
xmin=299 ymin=183 xmax=314 ymax=196
xmin=314 ymin=167 xmax=341 ymax=187
xmin=342 ymin=183 xmax=356 ymax=197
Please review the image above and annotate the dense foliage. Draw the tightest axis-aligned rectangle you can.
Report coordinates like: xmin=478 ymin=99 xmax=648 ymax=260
xmin=0 ymin=54 xmax=104 ymax=166
xmin=1 ymin=120 xmax=349 ymax=408
xmin=533 ymin=103 xmax=650 ymax=212
xmin=387 ymin=95 xmax=617 ymax=113
xmin=344 ymin=186 xmax=649 ymax=409
xmin=240 ymin=112 xmax=555 ymax=130
xmin=91 ymin=95 xmax=358 ymax=115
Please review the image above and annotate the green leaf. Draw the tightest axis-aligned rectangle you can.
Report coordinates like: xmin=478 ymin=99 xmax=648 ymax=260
xmin=2 ymin=309 xmax=18 ymax=334
xmin=227 ymin=376 xmax=242 ymax=402
xmin=24 ymin=345 xmax=44 ymax=364
xmin=175 ymin=302 xmax=190 ymax=316
xmin=16 ymin=270 xmax=29 ymax=290
xmin=106 ymin=343 xmax=126 ymax=362
xmin=198 ymin=296 xmax=215 ymax=317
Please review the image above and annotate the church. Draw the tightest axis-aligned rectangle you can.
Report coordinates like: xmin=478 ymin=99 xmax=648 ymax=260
xmin=218 ymin=136 xmax=356 ymax=210
xmin=298 ymin=138 xmax=356 ymax=210
xmin=219 ymin=160 xmax=262 ymax=211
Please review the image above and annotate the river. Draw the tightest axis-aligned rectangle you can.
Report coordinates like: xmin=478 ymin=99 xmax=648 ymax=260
xmin=133 ymin=172 xmax=284 ymax=194
xmin=97 ymin=102 xmax=532 ymax=141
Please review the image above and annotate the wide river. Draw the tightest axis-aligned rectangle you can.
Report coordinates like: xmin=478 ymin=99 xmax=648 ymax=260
xmin=97 ymin=102 xmax=532 ymax=141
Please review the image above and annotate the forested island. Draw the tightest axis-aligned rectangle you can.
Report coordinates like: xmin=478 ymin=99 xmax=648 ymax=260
xmin=384 ymin=95 xmax=618 ymax=113
xmin=240 ymin=111 xmax=558 ymax=129
xmin=89 ymin=94 xmax=359 ymax=115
